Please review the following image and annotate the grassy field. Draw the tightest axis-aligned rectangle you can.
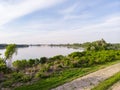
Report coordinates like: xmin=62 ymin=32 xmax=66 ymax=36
xmin=92 ymin=71 xmax=120 ymax=90
xmin=14 ymin=60 xmax=120 ymax=90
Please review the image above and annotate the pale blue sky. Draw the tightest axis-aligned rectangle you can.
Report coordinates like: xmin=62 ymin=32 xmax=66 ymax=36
xmin=0 ymin=0 xmax=120 ymax=44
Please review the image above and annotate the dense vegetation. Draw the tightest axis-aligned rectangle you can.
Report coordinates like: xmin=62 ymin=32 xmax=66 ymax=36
xmin=92 ymin=72 xmax=120 ymax=90
xmin=0 ymin=58 xmax=9 ymax=73
xmin=49 ymin=39 xmax=120 ymax=50
xmin=0 ymin=39 xmax=120 ymax=90
xmin=15 ymin=61 xmax=120 ymax=90
xmin=12 ymin=50 xmax=120 ymax=73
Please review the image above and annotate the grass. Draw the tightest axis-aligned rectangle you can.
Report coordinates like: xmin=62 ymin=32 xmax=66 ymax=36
xmin=14 ymin=60 xmax=120 ymax=90
xmin=92 ymin=71 xmax=120 ymax=90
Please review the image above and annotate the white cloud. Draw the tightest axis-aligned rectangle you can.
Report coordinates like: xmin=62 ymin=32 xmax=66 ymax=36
xmin=80 ymin=15 xmax=120 ymax=32
xmin=0 ymin=0 xmax=64 ymax=26
xmin=63 ymin=14 xmax=92 ymax=20
xmin=41 ymin=15 xmax=120 ymax=43
xmin=23 ymin=16 xmax=120 ymax=43
xmin=58 ymin=0 xmax=95 ymax=20
xmin=59 ymin=3 xmax=78 ymax=15
xmin=20 ymin=13 xmax=120 ymax=33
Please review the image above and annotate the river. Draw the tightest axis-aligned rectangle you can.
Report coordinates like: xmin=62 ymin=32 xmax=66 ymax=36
xmin=0 ymin=46 xmax=83 ymax=62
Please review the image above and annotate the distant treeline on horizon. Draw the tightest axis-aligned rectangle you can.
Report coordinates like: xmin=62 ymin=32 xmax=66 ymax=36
xmin=0 ymin=44 xmax=29 ymax=49
xmin=0 ymin=39 xmax=120 ymax=49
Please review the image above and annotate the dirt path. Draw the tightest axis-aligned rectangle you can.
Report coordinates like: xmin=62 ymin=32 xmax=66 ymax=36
xmin=52 ymin=63 xmax=120 ymax=90
xmin=108 ymin=81 xmax=120 ymax=90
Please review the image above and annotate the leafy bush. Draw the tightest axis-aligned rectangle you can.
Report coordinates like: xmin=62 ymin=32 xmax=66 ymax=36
xmin=35 ymin=64 xmax=52 ymax=78
xmin=0 ymin=58 xmax=8 ymax=73
xmin=49 ymin=55 xmax=64 ymax=61
xmin=13 ymin=60 xmax=27 ymax=69
xmin=68 ymin=52 xmax=85 ymax=59
xmin=13 ymin=59 xmax=41 ymax=70
xmin=2 ymin=80 xmax=13 ymax=87
xmin=28 ymin=59 xmax=35 ymax=67
xmin=40 ymin=57 xmax=48 ymax=64
xmin=12 ymin=72 xmax=24 ymax=81
xmin=67 ymin=50 xmax=120 ymax=68
xmin=21 ymin=75 xmax=31 ymax=82
xmin=35 ymin=71 xmax=44 ymax=78
xmin=0 ymin=63 xmax=7 ymax=72
xmin=12 ymin=72 xmax=31 ymax=82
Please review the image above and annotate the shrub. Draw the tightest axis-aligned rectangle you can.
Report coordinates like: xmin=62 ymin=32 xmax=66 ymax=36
xmin=0 ymin=63 xmax=7 ymax=72
xmin=35 ymin=71 xmax=44 ymax=78
xmin=12 ymin=72 xmax=24 ymax=81
xmin=68 ymin=52 xmax=84 ymax=59
xmin=2 ymin=80 xmax=14 ymax=87
xmin=12 ymin=60 xmax=28 ymax=69
xmin=40 ymin=57 xmax=48 ymax=64
xmin=11 ymin=72 xmax=31 ymax=83
xmin=57 ymin=64 xmax=63 ymax=68
xmin=21 ymin=75 xmax=31 ymax=82
xmin=49 ymin=55 xmax=64 ymax=62
xmin=28 ymin=59 xmax=35 ymax=67
xmin=0 ymin=58 xmax=8 ymax=73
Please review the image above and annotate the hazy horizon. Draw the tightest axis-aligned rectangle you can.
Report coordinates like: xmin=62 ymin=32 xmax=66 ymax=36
xmin=0 ymin=0 xmax=120 ymax=44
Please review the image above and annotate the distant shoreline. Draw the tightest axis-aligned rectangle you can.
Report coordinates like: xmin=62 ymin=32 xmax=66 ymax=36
xmin=0 ymin=44 xmax=29 ymax=49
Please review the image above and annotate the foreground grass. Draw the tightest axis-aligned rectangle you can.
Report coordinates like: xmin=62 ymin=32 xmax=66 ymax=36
xmin=92 ymin=71 xmax=120 ymax=90
xmin=14 ymin=60 xmax=120 ymax=90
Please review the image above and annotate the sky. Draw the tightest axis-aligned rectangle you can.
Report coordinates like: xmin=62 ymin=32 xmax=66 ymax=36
xmin=0 ymin=0 xmax=120 ymax=44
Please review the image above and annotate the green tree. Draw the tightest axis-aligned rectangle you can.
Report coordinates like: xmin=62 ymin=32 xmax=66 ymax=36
xmin=4 ymin=44 xmax=17 ymax=62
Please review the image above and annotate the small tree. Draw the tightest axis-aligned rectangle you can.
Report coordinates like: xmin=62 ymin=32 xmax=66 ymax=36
xmin=4 ymin=44 xmax=17 ymax=63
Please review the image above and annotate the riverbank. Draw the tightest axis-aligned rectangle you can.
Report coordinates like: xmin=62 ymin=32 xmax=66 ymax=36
xmin=14 ymin=60 xmax=120 ymax=90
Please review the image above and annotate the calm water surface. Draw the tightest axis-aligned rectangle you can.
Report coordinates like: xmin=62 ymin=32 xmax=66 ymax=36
xmin=0 ymin=46 xmax=83 ymax=62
